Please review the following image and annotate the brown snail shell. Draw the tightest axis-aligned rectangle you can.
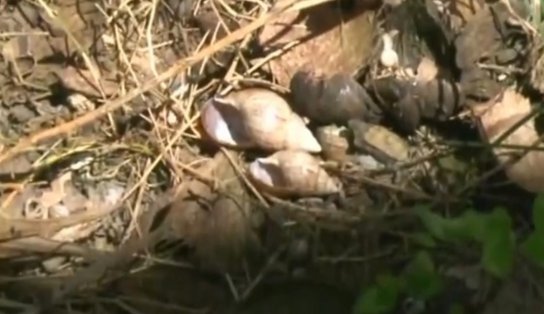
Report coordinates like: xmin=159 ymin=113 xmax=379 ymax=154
xmin=290 ymin=69 xmax=382 ymax=125
xmin=315 ymin=125 xmax=350 ymax=162
xmin=348 ymin=119 xmax=409 ymax=164
xmin=248 ymin=150 xmax=341 ymax=197
xmin=200 ymin=88 xmax=321 ymax=152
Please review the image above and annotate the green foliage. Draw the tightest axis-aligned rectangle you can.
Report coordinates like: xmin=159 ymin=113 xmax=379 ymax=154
xmin=448 ymin=304 xmax=465 ymax=314
xmin=409 ymin=232 xmax=436 ymax=248
xmin=521 ymin=233 xmax=544 ymax=267
xmin=354 ymin=195 xmax=544 ymax=314
xmin=479 ymin=207 xmax=514 ymax=278
xmin=404 ymin=251 xmax=442 ymax=300
xmin=352 ymin=274 xmax=401 ymax=314
xmin=416 ymin=205 xmax=514 ymax=278
xmin=531 ymin=194 xmax=544 ymax=231
xmin=353 ymin=252 xmax=443 ymax=314
xmin=522 ymin=194 xmax=544 ymax=268
xmin=415 ymin=205 xmax=483 ymax=242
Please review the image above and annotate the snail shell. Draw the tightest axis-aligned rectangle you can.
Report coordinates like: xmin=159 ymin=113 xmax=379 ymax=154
xmin=200 ymin=97 xmax=254 ymax=148
xmin=315 ymin=125 xmax=350 ymax=162
xmin=348 ymin=119 xmax=409 ymax=164
xmin=248 ymin=150 xmax=341 ymax=197
xmin=290 ymin=69 xmax=382 ymax=125
xmin=200 ymin=88 xmax=321 ymax=152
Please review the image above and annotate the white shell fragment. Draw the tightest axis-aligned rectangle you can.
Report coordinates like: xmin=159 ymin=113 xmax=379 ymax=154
xmin=248 ymin=150 xmax=341 ymax=197
xmin=200 ymin=88 xmax=321 ymax=152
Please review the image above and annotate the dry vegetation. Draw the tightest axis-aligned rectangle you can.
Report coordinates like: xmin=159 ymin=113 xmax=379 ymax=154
xmin=0 ymin=0 xmax=544 ymax=313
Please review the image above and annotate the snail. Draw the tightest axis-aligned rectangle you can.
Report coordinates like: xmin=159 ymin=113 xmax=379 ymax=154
xmin=348 ymin=119 xmax=409 ymax=165
xmin=200 ymin=88 xmax=321 ymax=152
xmin=315 ymin=125 xmax=350 ymax=162
xmin=247 ymin=150 xmax=341 ymax=197
xmin=290 ymin=69 xmax=383 ymax=125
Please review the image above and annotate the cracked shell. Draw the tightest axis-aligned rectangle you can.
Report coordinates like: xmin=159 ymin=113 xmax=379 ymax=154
xmin=248 ymin=150 xmax=341 ymax=197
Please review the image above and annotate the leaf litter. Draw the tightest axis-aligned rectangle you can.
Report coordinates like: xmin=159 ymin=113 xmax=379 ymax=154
xmin=0 ymin=0 xmax=544 ymax=313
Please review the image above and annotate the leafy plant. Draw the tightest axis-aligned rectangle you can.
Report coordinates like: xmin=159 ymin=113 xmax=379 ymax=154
xmin=403 ymin=251 xmax=442 ymax=300
xmin=415 ymin=205 xmax=514 ymax=278
xmin=521 ymin=194 xmax=544 ymax=267
xmin=353 ymin=274 xmax=401 ymax=314
xmin=352 ymin=196 xmax=536 ymax=314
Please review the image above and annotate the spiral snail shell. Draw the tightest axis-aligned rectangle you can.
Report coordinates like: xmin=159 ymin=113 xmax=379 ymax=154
xmin=290 ymin=69 xmax=382 ymax=125
xmin=200 ymin=88 xmax=321 ymax=152
xmin=248 ymin=150 xmax=341 ymax=197
xmin=200 ymin=97 xmax=254 ymax=148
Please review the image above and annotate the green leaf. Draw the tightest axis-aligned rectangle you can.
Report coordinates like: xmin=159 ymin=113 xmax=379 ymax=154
xmin=462 ymin=210 xmax=486 ymax=242
xmin=533 ymin=194 xmax=544 ymax=232
xmin=415 ymin=205 xmax=447 ymax=240
xmin=449 ymin=304 xmax=465 ymax=314
xmin=352 ymin=275 xmax=401 ymax=314
xmin=415 ymin=206 xmax=482 ymax=242
xmin=521 ymin=232 xmax=544 ymax=268
xmin=410 ymin=232 xmax=437 ymax=248
xmin=404 ymin=251 xmax=443 ymax=300
xmin=480 ymin=207 xmax=514 ymax=278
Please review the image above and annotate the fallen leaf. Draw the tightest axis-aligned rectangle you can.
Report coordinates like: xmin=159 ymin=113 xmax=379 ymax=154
xmin=444 ymin=0 xmax=486 ymax=32
xmin=165 ymin=151 xmax=264 ymax=272
xmin=55 ymin=66 xmax=118 ymax=98
xmin=39 ymin=172 xmax=71 ymax=210
xmin=472 ymin=89 xmax=544 ymax=193
xmin=258 ymin=2 xmax=377 ymax=87
xmin=37 ymin=0 xmax=106 ymax=57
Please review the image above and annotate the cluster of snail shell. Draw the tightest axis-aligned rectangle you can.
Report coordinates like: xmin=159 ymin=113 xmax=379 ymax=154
xmin=199 ymin=87 xmax=342 ymax=197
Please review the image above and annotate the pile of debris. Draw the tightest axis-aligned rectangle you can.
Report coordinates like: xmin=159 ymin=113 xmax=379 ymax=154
xmin=0 ymin=0 xmax=544 ymax=313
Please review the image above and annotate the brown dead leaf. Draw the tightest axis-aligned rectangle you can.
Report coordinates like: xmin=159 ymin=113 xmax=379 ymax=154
xmin=1 ymin=35 xmax=54 ymax=63
xmin=55 ymin=66 xmax=118 ymax=98
xmin=258 ymin=2 xmax=377 ymax=87
xmin=445 ymin=0 xmax=486 ymax=32
xmin=0 ymin=2 xmax=52 ymax=62
xmin=0 ymin=155 xmax=33 ymax=177
xmin=165 ymin=151 xmax=264 ymax=272
xmin=472 ymin=89 xmax=544 ymax=193
xmin=39 ymin=172 xmax=71 ymax=210
xmin=37 ymin=0 xmax=106 ymax=57
xmin=0 ymin=177 xmax=123 ymax=256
